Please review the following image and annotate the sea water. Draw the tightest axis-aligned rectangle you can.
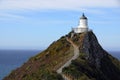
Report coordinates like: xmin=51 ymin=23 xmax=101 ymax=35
xmin=0 ymin=50 xmax=40 ymax=80
xmin=0 ymin=50 xmax=119 ymax=80
xmin=108 ymin=51 xmax=120 ymax=60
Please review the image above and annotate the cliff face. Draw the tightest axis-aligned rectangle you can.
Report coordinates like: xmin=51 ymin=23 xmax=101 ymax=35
xmin=63 ymin=31 xmax=120 ymax=80
xmin=81 ymin=32 xmax=107 ymax=67
xmin=4 ymin=31 xmax=120 ymax=80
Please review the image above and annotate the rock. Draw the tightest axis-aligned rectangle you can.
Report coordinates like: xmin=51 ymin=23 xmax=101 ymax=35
xmin=4 ymin=31 xmax=120 ymax=80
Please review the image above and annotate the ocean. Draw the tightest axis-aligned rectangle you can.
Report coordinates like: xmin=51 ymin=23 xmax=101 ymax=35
xmin=0 ymin=50 xmax=41 ymax=80
xmin=0 ymin=50 xmax=119 ymax=80
xmin=108 ymin=51 xmax=120 ymax=60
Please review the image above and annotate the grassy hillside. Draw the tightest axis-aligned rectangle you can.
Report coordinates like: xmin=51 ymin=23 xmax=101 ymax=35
xmin=4 ymin=31 xmax=120 ymax=80
xmin=4 ymin=33 xmax=75 ymax=80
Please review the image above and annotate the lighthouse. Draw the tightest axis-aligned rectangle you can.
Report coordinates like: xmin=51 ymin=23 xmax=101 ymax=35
xmin=73 ymin=13 xmax=89 ymax=33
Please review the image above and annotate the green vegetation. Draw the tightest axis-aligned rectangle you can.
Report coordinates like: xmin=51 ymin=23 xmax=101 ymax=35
xmin=22 ymin=70 xmax=63 ymax=80
xmin=4 ymin=31 xmax=120 ymax=80
xmin=4 ymin=35 xmax=74 ymax=80
xmin=62 ymin=52 xmax=120 ymax=80
xmin=62 ymin=53 xmax=93 ymax=80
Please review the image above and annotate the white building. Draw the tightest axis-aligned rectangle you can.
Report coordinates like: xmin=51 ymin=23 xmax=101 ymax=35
xmin=73 ymin=13 xmax=89 ymax=33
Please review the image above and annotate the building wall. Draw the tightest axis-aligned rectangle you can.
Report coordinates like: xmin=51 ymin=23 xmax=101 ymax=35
xmin=78 ymin=19 xmax=88 ymax=28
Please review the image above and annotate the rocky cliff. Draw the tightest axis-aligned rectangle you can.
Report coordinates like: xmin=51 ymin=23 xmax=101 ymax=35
xmin=4 ymin=31 xmax=120 ymax=80
xmin=62 ymin=31 xmax=120 ymax=80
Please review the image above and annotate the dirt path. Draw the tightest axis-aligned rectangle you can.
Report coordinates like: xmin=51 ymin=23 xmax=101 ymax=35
xmin=56 ymin=37 xmax=79 ymax=80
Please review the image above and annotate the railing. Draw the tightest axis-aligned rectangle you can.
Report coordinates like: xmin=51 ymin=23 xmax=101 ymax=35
xmin=72 ymin=28 xmax=92 ymax=33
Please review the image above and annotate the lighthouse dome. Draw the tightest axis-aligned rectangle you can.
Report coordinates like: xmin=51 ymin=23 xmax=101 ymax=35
xmin=80 ymin=13 xmax=87 ymax=19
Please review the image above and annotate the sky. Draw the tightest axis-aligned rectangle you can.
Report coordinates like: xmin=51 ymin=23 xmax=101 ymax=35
xmin=0 ymin=0 xmax=120 ymax=51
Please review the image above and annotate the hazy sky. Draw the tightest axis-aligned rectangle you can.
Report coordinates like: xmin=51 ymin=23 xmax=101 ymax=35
xmin=0 ymin=0 xmax=120 ymax=51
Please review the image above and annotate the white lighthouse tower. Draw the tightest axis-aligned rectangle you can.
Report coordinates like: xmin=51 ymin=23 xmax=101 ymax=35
xmin=73 ymin=13 xmax=89 ymax=33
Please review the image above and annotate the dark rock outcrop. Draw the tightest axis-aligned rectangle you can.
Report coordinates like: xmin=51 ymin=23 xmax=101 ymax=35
xmin=83 ymin=31 xmax=107 ymax=68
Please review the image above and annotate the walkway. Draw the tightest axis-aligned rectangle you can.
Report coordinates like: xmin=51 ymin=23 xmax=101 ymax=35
xmin=56 ymin=37 xmax=79 ymax=80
